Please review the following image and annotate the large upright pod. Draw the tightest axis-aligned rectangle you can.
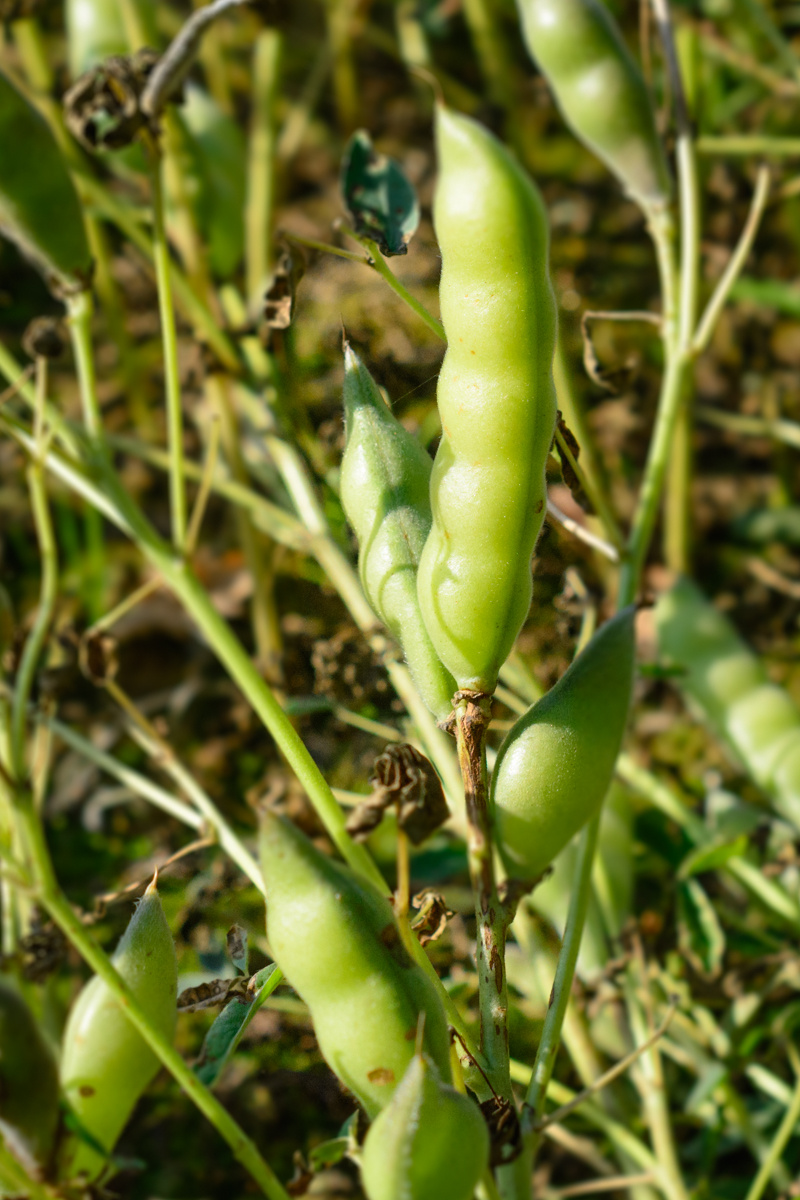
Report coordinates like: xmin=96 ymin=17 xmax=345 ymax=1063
xmin=417 ymin=107 xmax=557 ymax=694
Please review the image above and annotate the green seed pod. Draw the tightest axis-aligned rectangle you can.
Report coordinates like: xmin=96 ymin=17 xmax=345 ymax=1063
xmin=491 ymin=608 xmax=636 ymax=881
xmin=417 ymin=106 xmax=557 ymax=694
xmin=654 ymin=576 xmax=800 ymax=827
xmin=360 ymin=1053 xmax=489 ymax=1200
xmin=59 ymin=880 xmax=178 ymax=1182
xmin=260 ymin=811 xmax=451 ymax=1117
xmin=0 ymin=70 xmax=92 ymax=295
xmin=0 ymin=981 xmax=59 ymax=1179
xmin=516 ymin=0 xmax=671 ymax=209
xmin=340 ymin=346 xmax=456 ymax=720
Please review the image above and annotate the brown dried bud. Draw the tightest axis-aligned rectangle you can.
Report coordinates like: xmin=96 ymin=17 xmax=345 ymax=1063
xmin=78 ymin=630 xmax=118 ymax=686
xmin=410 ymin=889 xmax=453 ymax=947
xmin=376 ymin=744 xmax=449 ymax=845
xmin=22 ymin=316 xmax=65 ymax=361
xmin=263 ymin=244 xmax=304 ymax=330
xmin=63 ymin=49 xmax=160 ymax=152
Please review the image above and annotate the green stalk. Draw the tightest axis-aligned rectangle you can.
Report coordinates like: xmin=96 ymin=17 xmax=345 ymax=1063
xmin=744 ymin=1046 xmax=800 ymax=1200
xmin=10 ymin=377 xmax=58 ymax=783
xmin=149 ymin=147 xmax=187 ymax=551
xmin=246 ymin=29 xmax=282 ymax=312
xmin=66 ymin=290 xmax=104 ymax=443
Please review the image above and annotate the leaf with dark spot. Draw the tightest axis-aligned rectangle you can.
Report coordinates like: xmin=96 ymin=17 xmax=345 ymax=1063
xmin=340 ymin=131 xmax=419 ymax=256
xmin=226 ymin=924 xmax=248 ymax=975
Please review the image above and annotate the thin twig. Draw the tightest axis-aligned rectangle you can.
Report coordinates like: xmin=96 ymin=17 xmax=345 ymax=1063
xmin=693 ymin=165 xmax=771 ymax=354
xmin=546 ymin=498 xmax=620 ymax=563
xmin=186 ymin=414 xmax=221 ymax=555
xmin=140 ymin=0 xmax=252 ymax=117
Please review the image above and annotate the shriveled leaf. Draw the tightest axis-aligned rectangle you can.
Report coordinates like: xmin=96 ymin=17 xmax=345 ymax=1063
xmin=227 ymin=924 xmax=249 ymax=975
xmin=341 ymin=130 xmax=419 ymax=256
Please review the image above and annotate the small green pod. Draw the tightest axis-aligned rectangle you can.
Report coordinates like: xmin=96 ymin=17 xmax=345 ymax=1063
xmin=654 ymin=576 xmax=800 ymax=827
xmin=360 ymin=1053 xmax=489 ymax=1200
xmin=0 ymin=981 xmax=60 ymax=1179
xmin=59 ymin=881 xmax=178 ymax=1182
xmin=340 ymin=346 xmax=456 ymax=720
xmin=516 ymin=0 xmax=671 ymax=209
xmin=491 ymin=607 xmax=636 ymax=881
xmin=260 ymin=811 xmax=451 ymax=1117
xmin=417 ymin=106 xmax=557 ymax=694
xmin=0 ymin=70 xmax=92 ymax=295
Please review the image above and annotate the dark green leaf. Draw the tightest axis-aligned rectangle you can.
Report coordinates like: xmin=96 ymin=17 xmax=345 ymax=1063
xmin=194 ymin=964 xmax=280 ymax=1088
xmin=678 ymin=879 xmax=726 ymax=977
xmin=341 ymin=131 xmax=419 ymax=256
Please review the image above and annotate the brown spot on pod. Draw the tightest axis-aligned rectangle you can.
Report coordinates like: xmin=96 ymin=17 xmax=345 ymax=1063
xmin=366 ymin=1067 xmax=395 ymax=1085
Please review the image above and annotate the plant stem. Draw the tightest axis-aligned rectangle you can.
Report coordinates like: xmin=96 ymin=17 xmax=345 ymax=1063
xmin=66 ymin=290 xmax=104 ymax=443
xmin=454 ymin=691 xmax=510 ymax=1098
xmin=744 ymin=1044 xmax=800 ymax=1200
xmin=149 ymin=145 xmax=187 ymax=552
xmin=523 ymin=817 xmax=599 ymax=1135
xmin=10 ymin=404 xmax=58 ymax=783
xmin=246 ymin=29 xmax=282 ymax=313
xmin=344 ymin=230 xmax=447 ymax=341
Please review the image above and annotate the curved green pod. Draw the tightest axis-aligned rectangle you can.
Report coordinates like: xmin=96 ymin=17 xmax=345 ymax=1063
xmin=491 ymin=607 xmax=636 ymax=881
xmin=516 ymin=0 xmax=671 ymax=209
xmin=59 ymin=881 xmax=178 ymax=1182
xmin=360 ymin=1053 xmax=489 ymax=1200
xmin=260 ymin=811 xmax=451 ymax=1117
xmin=0 ymin=70 xmax=92 ymax=295
xmin=417 ymin=106 xmax=557 ymax=694
xmin=0 ymin=981 xmax=60 ymax=1179
xmin=654 ymin=576 xmax=800 ymax=827
xmin=340 ymin=346 xmax=456 ymax=720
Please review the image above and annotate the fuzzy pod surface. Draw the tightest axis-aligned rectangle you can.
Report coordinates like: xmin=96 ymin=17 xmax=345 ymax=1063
xmin=491 ymin=607 xmax=636 ymax=880
xmin=655 ymin=576 xmax=800 ymax=828
xmin=417 ymin=106 xmax=557 ymax=693
xmin=340 ymin=346 xmax=456 ymax=719
xmin=59 ymin=881 xmax=177 ymax=1182
xmin=0 ymin=981 xmax=60 ymax=1179
xmin=517 ymin=0 xmax=671 ymax=209
xmin=360 ymin=1053 xmax=489 ymax=1200
xmin=260 ymin=811 xmax=451 ymax=1117
xmin=0 ymin=70 xmax=92 ymax=294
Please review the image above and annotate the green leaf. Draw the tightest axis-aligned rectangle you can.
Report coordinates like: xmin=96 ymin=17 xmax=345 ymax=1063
xmin=678 ymin=879 xmax=726 ymax=977
xmin=678 ymin=835 xmax=749 ymax=879
xmin=308 ymin=1137 xmax=349 ymax=1172
xmin=731 ymin=276 xmax=800 ymax=317
xmin=194 ymin=965 xmax=280 ymax=1088
xmin=341 ymin=131 xmax=419 ymax=256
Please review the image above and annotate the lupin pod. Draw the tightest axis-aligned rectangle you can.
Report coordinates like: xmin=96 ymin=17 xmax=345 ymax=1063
xmin=58 ymin=880 xmax=178 ymax=1182
xmin=0 ymin=981 xmax=60 ymax=1179
xmin=260 ymin=811 xmax=451 ymax=1117
xmin=340 ymin=346 xmax=456 ymax=720
xmin=0 ymin=70 xmax=92 ymax=295
xmin=360 ymin=1053 xmax=489 ymax=1200
xmin=655 ymin=577 xmax=800 ymax=828
xmin=417 ymin=106 xmax=557 ymax=694
xmin=516 ymin=0 xmax=671 ymax=210
xmin=491 ymin=607 xmax=636 ymax=880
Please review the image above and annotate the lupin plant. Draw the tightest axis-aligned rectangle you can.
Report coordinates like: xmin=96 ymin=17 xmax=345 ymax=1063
xmin=0 ymin=0 xmax=796 ymax=1198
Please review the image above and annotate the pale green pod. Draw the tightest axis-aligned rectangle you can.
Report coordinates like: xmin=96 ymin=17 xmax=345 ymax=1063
xmin=361 ymin=1053 xmax=489 ymax=1200
xmin=0 ymin=981 xmax=59 ymax=1179
xmin=260 ymin=811 xmax=451 ymax=1117
xmin=654 ymin=576 xmax=800 ymax=828
xmin=516 ymin=0 xmax=671 ymax=209
xmin=491 ymin=608 xmax=636 ymax=881
xmin=417 ymin=106 xmax=557 ymax=693
xmin=340 ymin=345 xmax=456 ymax=720
xmin=59 ymin=881 xmax=178 ymax=1182
xmin=0 ymin=70 xmax=92 ymax=294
